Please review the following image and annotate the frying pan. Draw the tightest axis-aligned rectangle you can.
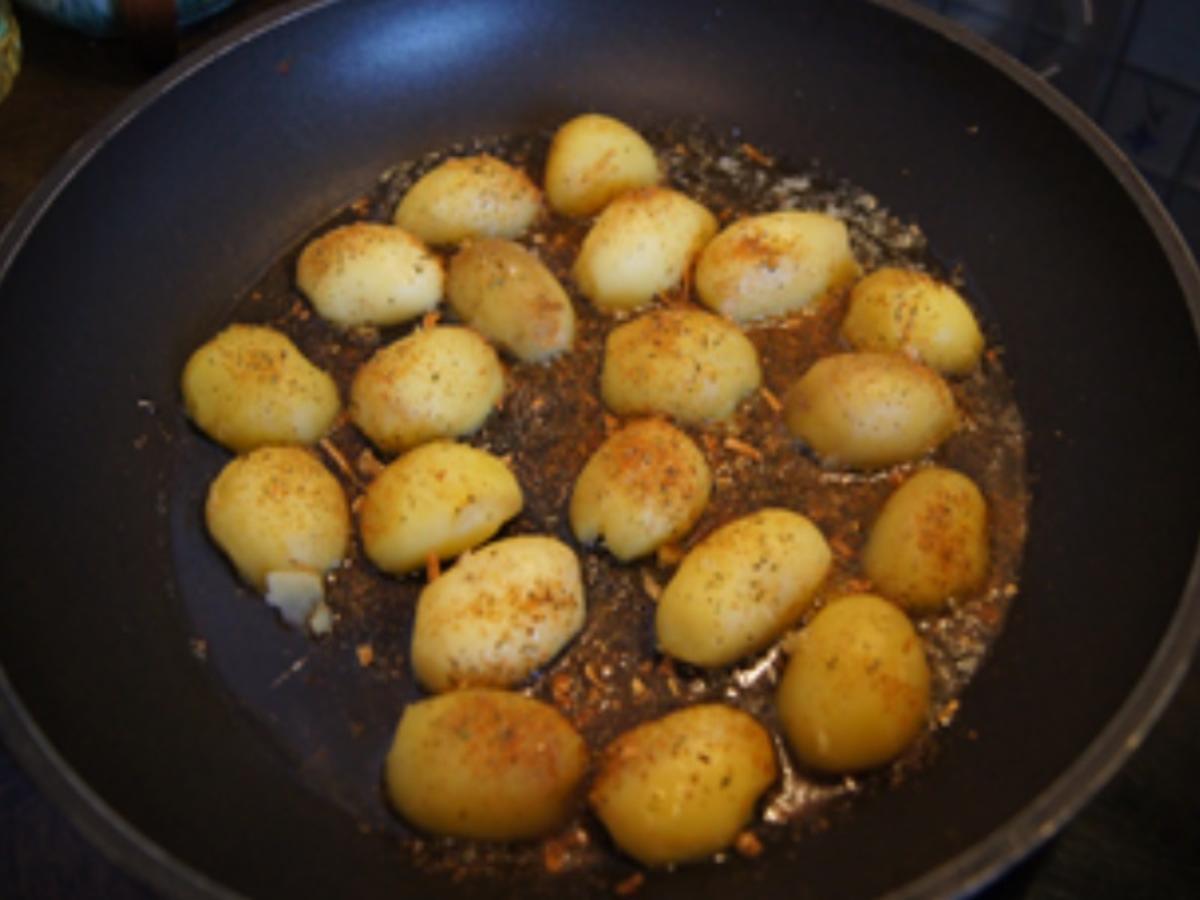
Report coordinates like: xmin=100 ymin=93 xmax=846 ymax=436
xmin=2 ymin=0 xmax=1199 ymax=897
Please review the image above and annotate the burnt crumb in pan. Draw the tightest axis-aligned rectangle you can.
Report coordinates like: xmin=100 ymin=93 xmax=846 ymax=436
xmin=180 ymin=122 xmax=1028 ymax=889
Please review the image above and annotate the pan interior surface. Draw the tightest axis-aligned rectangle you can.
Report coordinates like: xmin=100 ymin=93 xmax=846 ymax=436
xmin=1 ymin=1 xmax=1198 ymax=899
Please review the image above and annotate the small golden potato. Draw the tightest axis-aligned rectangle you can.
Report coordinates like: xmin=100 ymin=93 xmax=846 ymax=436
xmin=295 ymin=222 xmax=443 ymax=328
xmin=589 ymin=704 xmax=777 ymax=866
xmin=446 ymin=238 xmax=575 ymax=362
xmin=385 ymin=689 xmax=588 ymax=841
xmin=841 ymin=268 xmax=984 ymax=374
xmin=601 ymin=308 xmax=761 ymax=423
xmin=182 ymin=324 xmax=340 ymax=453
xmin=393 ymin=154 xmax=541 ymax=245
xmin=570 ymin=419 xmax=712 ymax=561
xmin=544 ymin=113 xmax=660 ymax=217
xmin=358 ymin=441 xmax=522 ymax=576
xmin=349 ymin=326 xmax=504 ymax=454
xmin=411 ymin=536 xmax=585 ymax=692
xmin=784 ymin=351 xmax=957 ymax=469
xmin=205 ymin=446 xmax=350 ymax=591
xmin=695 ymin=211 xmax=860 ymax=322
xmin=863 ymin=467 xmax=989 ymax=612
xmin=656 ymin=509 xmax=832 ymax=667
xmin=572 ymin=187 xmax=717 ymax=312
xmin=777 ymin=593 xmax=931 ymax=773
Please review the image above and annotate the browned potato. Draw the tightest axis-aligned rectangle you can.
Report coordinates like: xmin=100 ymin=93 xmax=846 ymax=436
xmin=569 ymin=418 xmax=712 ymax=561
xmin=446 ymin=238 xmax=574 ymax=362
xmin=862 ymin=466 xmax=989 ymax=612
xmin=784 ymin=351 xmax=957 ymax=469
xmin=777 ymin=593 xmax=931 ymax=773
xmin=590 ymin=704 xmax=777 ymax=866
xmin=385 ymin=690 xmax=589 ymax=841
xmin=544 ymin=113 xmax=661 ymax=217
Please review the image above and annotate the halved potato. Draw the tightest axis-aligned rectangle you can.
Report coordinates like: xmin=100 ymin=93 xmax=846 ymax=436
xmin=385 ymin=689 xmax=588 ymax=841
xmin=572 ymin=187 xmax=717 ymax=312
xmin=601 ymin=308 xmax=761 ymax=423
xmin=182 ymin=324 xmax=340 ymax=453
xmin=411 ymin=535 xmax=585 ymax=692
xmin=393 ymin=155 xmax=541 ymax=245
xmin=446 ymin=238 xmax=575 ymax=362
xmin=544 ymin=113 xmax=660 ymax=217
xmin=589 ymin=704 xmax=777 ymax=866
xmin=695 ymin=211 xmax=860 ymax=322
xmin=358 ymin=441 xmax=523 ymax=576
xmin=295 ymin=222 xmax=443 ymax=328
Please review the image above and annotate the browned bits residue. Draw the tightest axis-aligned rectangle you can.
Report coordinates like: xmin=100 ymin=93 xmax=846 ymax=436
xmin=735 ymin=829 xmax=765 ymax=858
xmin=355 ymin=644 xmax=375 ymax=667
xmin=189 ymin=637 xmax=208 ymax=661
xmin=318 ymin=437 xmax=362 ymax=488
xmin=640 ymin=571 xmax=662 ymax=602
xmin=541 ymin=826 xmax=590 ymax=874
xmin=421 ymin=310 xmax=442 ymax=330
xmin=760 ymin=385 xmax=783 ymax=413
xmin=656 ymin=543 xmax=685 ymax=566
xmin=349 ymin=195 xmax=372 ymax=217
xmin=425 ymin=552 xmax=441 ymax=582
xmin=724 ymin=436 xmax=764 ymax=462
xmin=355 ymin=447 xmax=385 ymax=480
xmin=551 ymin=672 xmax=575 ymax=711
xmin=615 ymin=872 xmax=645 ymax=895
xmin=936 ymin=698 xmax=960 ymax=727
xmin=740 ymin=142 xmax=775 ymax=167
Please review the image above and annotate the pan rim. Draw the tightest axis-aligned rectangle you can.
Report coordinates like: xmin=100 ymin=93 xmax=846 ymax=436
xmin=1 ymin=1 xmax=1198 ymax=898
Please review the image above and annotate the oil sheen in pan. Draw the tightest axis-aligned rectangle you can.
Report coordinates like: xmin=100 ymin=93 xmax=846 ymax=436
xmin=169 ymin=124 xmax=1029 ymax=887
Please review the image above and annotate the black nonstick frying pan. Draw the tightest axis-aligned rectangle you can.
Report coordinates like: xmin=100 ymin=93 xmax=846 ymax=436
xmin=2 ymin=1 xmax=1199 ymax=898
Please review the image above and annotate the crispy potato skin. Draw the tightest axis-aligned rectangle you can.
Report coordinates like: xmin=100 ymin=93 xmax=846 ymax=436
xmin=393 ymin=154 xmax=541 ymax=245
xmin=349 ymin=325 xmax=504 ymax=454
xmin=863 ymin=467 xmax=989 ymax=612
xmin=385 ymin=690 xmax=589 ymax=841
xmin=841 ymin=268 xmax=984 ymax=374
xmin=777 ymin=593 xmax=931 ymax=773
xmin=204 ymin=446 xmax=350 ymax=591
xmin=358 ymin=441 xmax=523 ymax=576
xmin=655 ymin=508 xmax=832 ymax=667
xmin=295 ymin=222 xmax=443 ymax=328
xmin=446 ymin=238 xmax=575 ymax=362
xmin=569 ymin=418 xmax=712 ymax=561
xmin=589 ymin=704 xmax=777 ymax=866
xmin=783 ymin=351 xmax=957 ymax=469
xmin=601 ymin=308 xmax=761 ymax=423
xmin=544 ymin=113 xmax=661 ymax=217
xmin=182 ymin=324 xmax=340 ymax=453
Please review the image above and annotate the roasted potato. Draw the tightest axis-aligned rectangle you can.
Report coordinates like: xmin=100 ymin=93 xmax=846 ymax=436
xmin=840 ymin=267 xmax=984 ymax=374
xmin=601 ymin=308 xmax=761 ymax=423
xmin=393 ymin=154 xmax=541 ymax=245
xmin=695 ymin=211 xmax=859 ymax=322
xmin=182 ymin=324 xmax=340 ymax=453
xmin=656 ymin=508 xmax=832 ymax=667
xmin=544 ymin=113 xmax=660 ymax=217
xmin=777 ymin=593 xmax=931 ymax=773
xmin=569 ymin=418 xmax=712 ymax=561
xmin=349 ymin=325 xmax=504 ymax=454
xmin=358 ymin=441 xmax=522 ymax=576
xmin=589 ymin=704 xmax=777 ymax=866
xmin=446 ymin=238 xmax=575 ymax=362
xmin=572 ymin=186 xmax=717 ymax=312
xmin=863 ymin=466 xmax=989 ymax=612
xmin=783 ymin=351 xmax=957 ymax=469
xmin=411 ymin=535 xmax=585 ymax=692
xmin=295 ymin=222 xmax=443 ymax=328
xmin=385 ymin=689 xmax=588 ymax=841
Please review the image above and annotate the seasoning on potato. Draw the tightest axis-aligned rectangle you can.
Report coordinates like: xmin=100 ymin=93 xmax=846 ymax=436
xmin=544 ymin=113 xmax=661 ymax=217
xmin=601 ymin=307 xmax=761 ymax=423
xmin=411 ymin=535 xmax=585 ymax=691
xmin=695 ymin=211 xmax=860 ymax=323
xmin=569 ymin=418 xmax=712 ymax=561
xmin=385 ymin=689 xmax=588 ymax=841
xmin=655 ymin=508 xmax=832 ymax=667
xmin=358 ymin=440 xmax=522 ymax=576
xmin=863 ymin=466 xmax=989 ymax=612
xmin=295 ymin=221 xmax=443 ymax=328
xmin=446 ymin=238 xmax=575 ymax=362
xmin=349 ymin=325 xmax=504 ymax=454
xmin=572 ymin=186 xmax=717 ymax=312
xmin=840 ymin=267 xmax=984 ymax=374
xmin=182 ymin=324 xmax=340 ymax=453
xmin=777 ymin=593 xmax=931 ymax=773
xmin=783 ymin=351 xmax=957 ymax=469
xmin=589 ymin=704 xmax=777 ymax=866
xmin=393 ymin=154 xmax=542 ymax=245
xmin=205 ymin=446 xmax=350 ymax=622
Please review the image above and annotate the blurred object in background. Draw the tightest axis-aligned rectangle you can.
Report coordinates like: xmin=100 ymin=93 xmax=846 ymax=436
xmin=0 ymin=0 xmax=20 ymax=103
xmin=13 ymin=0 xmax=234 ymax=38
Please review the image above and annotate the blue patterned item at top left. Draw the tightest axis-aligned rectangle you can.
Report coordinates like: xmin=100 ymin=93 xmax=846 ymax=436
xmin=14 ymin=0 xmax=235 ymax=38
